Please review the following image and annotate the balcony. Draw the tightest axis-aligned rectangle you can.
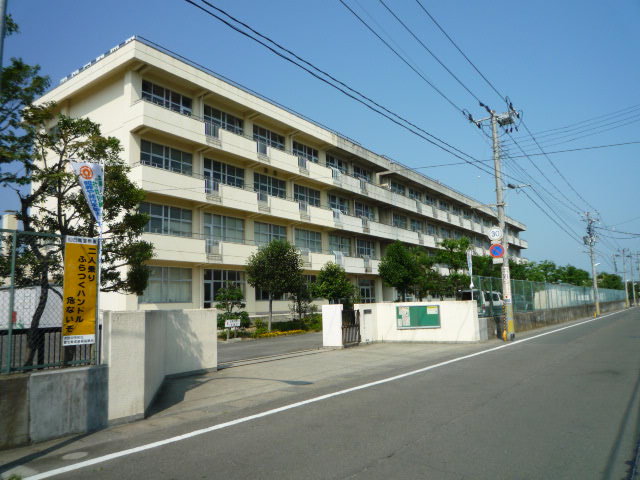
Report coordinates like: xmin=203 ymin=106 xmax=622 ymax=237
xmin=131 ymin=163 xmax=205 ymax=203
xmin=142 ymin=232 xmax=206 ymax=264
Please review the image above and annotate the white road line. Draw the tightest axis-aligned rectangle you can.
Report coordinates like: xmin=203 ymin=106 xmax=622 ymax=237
xmin=24 ymin=310 xmax=624 ymax=480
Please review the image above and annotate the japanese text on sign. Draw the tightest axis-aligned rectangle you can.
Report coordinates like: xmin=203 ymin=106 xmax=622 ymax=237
xmin=62 ymin=237 xmax=98 ymax=346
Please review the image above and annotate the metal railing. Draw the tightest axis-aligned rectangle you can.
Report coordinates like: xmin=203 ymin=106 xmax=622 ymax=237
xmin=1 ymin=229 xmax=95 ymax=374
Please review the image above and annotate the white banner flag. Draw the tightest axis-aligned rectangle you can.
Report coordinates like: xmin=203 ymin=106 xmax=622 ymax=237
xmin=71 ymin=162 xmax=104 ymax=227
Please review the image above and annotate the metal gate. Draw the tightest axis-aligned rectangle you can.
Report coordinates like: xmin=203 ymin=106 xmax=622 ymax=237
xmin=341 ymin=308 xmax=360 ymax=346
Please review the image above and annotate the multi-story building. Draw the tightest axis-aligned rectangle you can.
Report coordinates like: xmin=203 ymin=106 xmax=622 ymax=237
xmin=36 ymin=37 xmax=527 ymax=315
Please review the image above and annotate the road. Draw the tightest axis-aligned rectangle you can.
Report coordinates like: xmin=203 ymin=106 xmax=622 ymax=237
xmin=218 ymin=331 xmax=324 ymax=364
xmin=2 ymin=308 xmax=639 ymax=479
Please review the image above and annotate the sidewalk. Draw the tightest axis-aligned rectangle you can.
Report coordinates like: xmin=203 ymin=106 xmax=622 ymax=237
xmin=0 ymin=338 xmax=501 ymax=475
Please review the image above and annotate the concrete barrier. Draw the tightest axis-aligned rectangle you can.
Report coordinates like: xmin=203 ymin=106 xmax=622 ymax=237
xmin=103 ymin=309 xmax=217 ymax=424
xmin=29 ymin=365 xmax=108 ymax=443
xmin=357 ymin=301 xmax=484 ymax=343
xmin=0 ymin=366 xmax=107 ymax=449
xmin=0 ymin=374 xmax=30 ymax=449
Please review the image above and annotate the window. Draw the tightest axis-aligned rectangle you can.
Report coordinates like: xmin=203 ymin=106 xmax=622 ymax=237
xmin=142 ymin=80 xmax=192 ymax=115
xmin=355 ymin=202 xmax=375 ymax=220
xmin=356 ymin=238 xmax=374 ymax=258
xmin=292 ymin=141 xmax=318 ymax=163
xmin=463 ymin=210 xmax=471 ymax=219
xmin=440 ymin=227 xmax=451 ymax=238
xmin=408 ymin=188 xmax=422 ymax=201
xmin=255 ymin=287 xmax=287 ymax=301
xmin=203 ymin=213 xmax=244 ymax=245
xmin=483 ymin=217 xmax=492 ymax=227
xmin=329 ymin=234 xmax=351 ymax=255
xmin=328 ymin=194 xmax=349 ymax=215
xmin=140 ymin=267 xmax=192 ymax=303
xmin=254 ymin=173 xmax=286 ymax=199
xmin=140 ymin=140 xmax=192 ymax=176
xmin=424 ymin=194 xmax=435 ymax=205
xmin=293 ymin=184 xmax=321 ymax=207
xmin=140 ymin=202 xmax=192 ymax=237
xmin=392 ymin=213 xmax=407 ymax=229
xmin=452 ymin=205 xmax=462 ymax=216
xmin=254 ymin=222 xmax=286 ymax=245
xmin=410 ymin=219 xmax=424 ymax=232
xmin=353 ymin=165 xmax=372 ymax=182
xmin=203 ymin=158 xmax=244 ymax=190
xmin=204 ymin=269 xmax=242 ymax=308
xmin=253 ymin=125 xmax=285 ymax=150
xmin=203 ymin=105 xmax=243 ymax=135
xmin=358 ymin=279 xmax=376 ymax=303
xmin=326 ymin=154 xmax=348 ymax=174
xmin=426 ymin=224 xmax=436 ymax=236
xmin=438 ymin=200 xmax=450 ymax=212
xmin=389 ymin=181 xmax=405 ymax=196
xmin=295 ymin=228 xmax=322 ymax=253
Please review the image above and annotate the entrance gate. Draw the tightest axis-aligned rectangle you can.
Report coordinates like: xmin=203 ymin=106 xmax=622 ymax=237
xmin=341 ymin=308 xmax=360 ymax=346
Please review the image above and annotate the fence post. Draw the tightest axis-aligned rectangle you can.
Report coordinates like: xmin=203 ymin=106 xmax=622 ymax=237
xmin=4 ymin=230 xmax=17 ymax=374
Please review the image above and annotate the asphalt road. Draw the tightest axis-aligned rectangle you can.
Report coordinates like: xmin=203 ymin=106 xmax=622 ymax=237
xmin=2 ymin=308 xmax=639 ymax=479
xmin=218 ymin=331 xmax=324 ymax=364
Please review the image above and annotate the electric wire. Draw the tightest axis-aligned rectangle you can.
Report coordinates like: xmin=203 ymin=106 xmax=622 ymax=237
xmin=336 ymin=0 xmax=465 ymax=115
xmin=378 ymin=0 xmax=483 ymax=104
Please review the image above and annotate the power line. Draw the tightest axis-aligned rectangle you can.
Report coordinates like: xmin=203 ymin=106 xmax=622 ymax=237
xmin=378 ymin=0 xmax=483 ymax=104
xmin=336 ymin=0 xmax=466 ymax=115
xmin=184 ymin=0 xmax=482 ymax=166
xmin=413 ymin=0 xmax=505 ymax=102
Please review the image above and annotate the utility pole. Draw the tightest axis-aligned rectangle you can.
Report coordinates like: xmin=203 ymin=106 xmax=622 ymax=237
xmin=583 ymin=212 xmax=600 ymax=316
xmin=616 ymin=249 xmax=630 ymax=308
xmin=627 ymin=251 xmax=636 ymax=307
xmin=471 ymin=105 xmax=518 ymax=341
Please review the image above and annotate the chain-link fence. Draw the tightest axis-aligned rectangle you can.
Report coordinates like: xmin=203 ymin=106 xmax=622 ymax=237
xmin=468 ymin=275 xmax=626 ymax=317
xmin=1 ymin=229 xmax=95 ymax=374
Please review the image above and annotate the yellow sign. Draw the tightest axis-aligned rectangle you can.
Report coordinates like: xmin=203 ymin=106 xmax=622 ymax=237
xmin=62 ymin=237 xmax=98 ymax=346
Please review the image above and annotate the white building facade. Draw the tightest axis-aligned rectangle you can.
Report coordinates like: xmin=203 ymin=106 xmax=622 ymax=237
xmin=37 ymin=37 xmax=528 ymax=316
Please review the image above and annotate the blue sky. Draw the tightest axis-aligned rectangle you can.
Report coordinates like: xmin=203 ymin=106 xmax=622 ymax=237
xmin=2 ymin=0 xmax=639 ymax=275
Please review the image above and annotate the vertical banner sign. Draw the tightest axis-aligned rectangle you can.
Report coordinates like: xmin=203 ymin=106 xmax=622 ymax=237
xmin=466 ymin=249 xmax=474 ymax=289
xmin=70 ymin=161 xmax=104 ymax=226
xmin=62 ymin=237 xmax=98 ymax=346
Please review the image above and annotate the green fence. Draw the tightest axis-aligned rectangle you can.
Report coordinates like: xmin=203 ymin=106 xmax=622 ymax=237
xmin=469 ymin=275 xmax=626 ymax=317
xmin=1 ymin=229 xmax=96 ymax=374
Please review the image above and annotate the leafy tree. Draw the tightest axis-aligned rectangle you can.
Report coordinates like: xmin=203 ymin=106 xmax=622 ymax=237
xmin=0 ymin=107 xmax=154 ymax=366
xmin=379 ymin=241 xmax=421 ymax=301
xmin=215 ymin=283 xmax=249 ymax=329
xmin=526 ymin=260 xmax=560 ymax=283
xmin=597 ymin=272 xmax=623 ymax=290
xmin=289 ymin=275 xmax=315 ymax=321
xmin=245 ymin=239 xmax=303 ymax=331
xmin=435 ymin=238 xmax=470 ymax=297
xmin=557 ymin=265 xmax=590 ymax=287
xmin=312 ymin=262 xmax=356 ymax=306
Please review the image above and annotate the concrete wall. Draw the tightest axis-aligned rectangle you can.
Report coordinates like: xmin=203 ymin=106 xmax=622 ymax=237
xmin=483 ymin=300 xmax=627 ymax=338
xmin=103 ymin=308 xmax=217 ymax=424
xmin=357 ymin=301 xmax=485 ymax=343
xmin=322 ymin=301 xmax=485 ymax=347
xmin=0 ymin=366 xmax=107 ymax=450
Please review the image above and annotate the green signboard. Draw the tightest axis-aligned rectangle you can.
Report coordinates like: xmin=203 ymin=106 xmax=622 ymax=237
xmin=396 ymin=305 xmax=441 ymax=328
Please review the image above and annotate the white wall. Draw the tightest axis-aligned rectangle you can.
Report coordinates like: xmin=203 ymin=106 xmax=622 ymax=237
xmin=102 ymin=308 xmax=217 ymax=423
xmin=322 ymin=301 xmax=485 ymax=347
xmin=356 ymin=301 xmax=484 ymax=343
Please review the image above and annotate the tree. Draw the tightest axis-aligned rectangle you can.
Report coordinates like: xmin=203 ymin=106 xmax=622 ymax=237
xmin=0 ymin=107 xmax=154 ymax=366
xmin=598 ymin=272 xmax=623 ymax=290
xmin=526 ymin=260 xmax=560 ymax=283
xmin=215 ymin=283 xmax=249 ymax=330
xmin=557 ymin=265 xmax=591 ymax=287
xmin=312 ymin=262 xmax=356 ymax=306
xmin=245 ymin=239 xmax=303 ymax=331
xmin=379 ymin=241 xmax=421 ymax=301
xmin=289 ymin=275 xmax=315 ymax=321
xmin=435 ymin=238 xmax=470 ymax=297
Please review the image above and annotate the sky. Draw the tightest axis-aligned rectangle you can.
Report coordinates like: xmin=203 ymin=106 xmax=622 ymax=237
xmin=2 ymin=0 xmax=639 ymax=276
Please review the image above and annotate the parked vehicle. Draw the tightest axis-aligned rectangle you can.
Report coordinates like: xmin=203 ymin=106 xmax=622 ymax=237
xmin=460 ymin=289 xmax=503 ymax=317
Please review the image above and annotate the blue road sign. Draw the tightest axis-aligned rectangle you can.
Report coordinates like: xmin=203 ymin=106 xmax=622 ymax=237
xmin=489 ymin=243 xmax=505 ymax=258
